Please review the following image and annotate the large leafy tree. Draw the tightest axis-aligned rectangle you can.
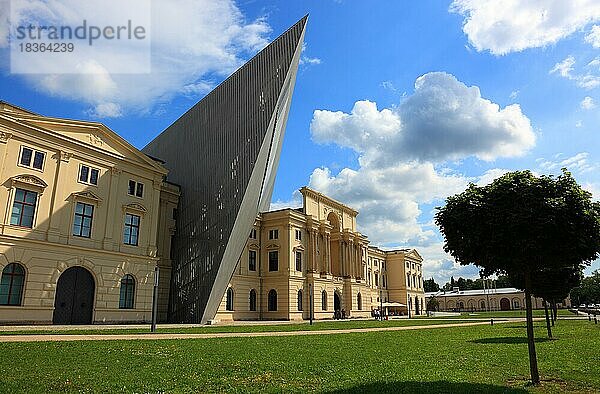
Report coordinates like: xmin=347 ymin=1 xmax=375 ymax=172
xmin=571 ymin=270 xmax=600 ymax=305
xmin=423 ymin=278 xmax=440 ymax=292
xmin=435 ymin=170 xmax=600 ymax=385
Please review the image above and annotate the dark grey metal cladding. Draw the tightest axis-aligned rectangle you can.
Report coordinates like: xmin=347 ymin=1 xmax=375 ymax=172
xmin=143 ymin=16 xmax=307 ymax=323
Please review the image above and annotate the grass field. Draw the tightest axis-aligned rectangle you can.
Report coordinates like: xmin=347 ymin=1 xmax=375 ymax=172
xmin=0 ymin=319 xmax=598 ymax=393
xmin=0 ymin=318 xmax=473 ymax=336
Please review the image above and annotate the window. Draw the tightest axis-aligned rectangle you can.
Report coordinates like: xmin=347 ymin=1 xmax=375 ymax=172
xmin=295 ymin=229 xmax=302 ymax=241
xmin=321 ymin=291 xmax=328 ymax=311
xmin=249 ymin=228 xmax=257 ymax=239
xmin=268 ymin=289 xmax=277 ymax=311
xmin=78 ymin=165 xmax=100 ymax=185
xmin=248 ymin=250 xmax=256 ymax=271
xmin=407 ymin=274 xmax=410 ymax=287
xmin=10 ymin=188 xmax=37 ymax=228
xmin=119 ymin=274 xmax=135 ymax=309
xmin=375 ymin=273 xmax=379 ymax=287
xmin=19 ymin=146 xmax=45 ymax=170
xmin=357 ymin=293 xmax=362 ymax=310
xmin=249 ymin=289 xmax=257 ymax=311
xmin=123 ymin=213 xmax=140 ymax=246
xmin=128 ymin=180 xmax=144 ymax=198
xmin=226 ymin=288 xmax=234 ymax=311
xmin=268 ymin=251 xmax=278 ymax=272
xmin=0 ymin=263 xmax=25 ymax=306
xmin=72 ymin=202 xmax=94 ymax=238
xmin=297 ymin=290 xmax=303 ymax=311
xmin=513 ymin=299 xmax=520 ymax=309
xmin=268 ymin=229 xmax=278 ymax=240
xmin=382 ymin=275 xmax=386 ymax=288
xmin=295 ymin=251 xmax=302 ymax=272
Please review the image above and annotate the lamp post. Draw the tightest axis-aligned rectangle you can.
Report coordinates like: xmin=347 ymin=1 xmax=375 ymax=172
xmin=151 ymin=265 xmax=159 ymax=333
xmin=309 ymin=282 xmax=313 ymax=325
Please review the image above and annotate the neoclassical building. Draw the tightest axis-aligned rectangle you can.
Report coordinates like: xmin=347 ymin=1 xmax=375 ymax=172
xmin=0 ymin=101 xmax=179 ymax=324
xmin=215 ymin=187 xmax=426 ymax=321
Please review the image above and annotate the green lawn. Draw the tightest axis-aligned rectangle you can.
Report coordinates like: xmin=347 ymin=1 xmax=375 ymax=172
xmin=0 ymin=320 xmax=598 ymax=393
xmin=0 ymin=318 xmax=470 ymax=336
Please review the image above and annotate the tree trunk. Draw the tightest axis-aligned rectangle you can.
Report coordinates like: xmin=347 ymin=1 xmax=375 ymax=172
xmin=524 ymin=272 xmax=541 ymax=385
xmin=544 ymin=301 xmax=552 ymax=339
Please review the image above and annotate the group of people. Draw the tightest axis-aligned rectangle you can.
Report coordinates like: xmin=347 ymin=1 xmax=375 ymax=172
xmin=333 ymin=309 xmax=347 ymax=319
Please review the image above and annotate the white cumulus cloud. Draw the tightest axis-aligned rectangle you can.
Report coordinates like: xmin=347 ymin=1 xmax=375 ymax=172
xmin=311 ymin=72 xmax=536 ymax=163
xmin=581 ymin=96 xmax=596 ymax=109
xmin=585 ymin=25 xmax=600 ymax=47
xmin=1 ymin=0 xmax=271 ymax=118
xmin=450 ymin=0 xmax=600 ymax=55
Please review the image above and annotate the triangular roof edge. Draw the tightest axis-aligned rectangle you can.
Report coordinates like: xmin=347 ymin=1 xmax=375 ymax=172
xmin=1 ymin=107 xmax=167 ymax=174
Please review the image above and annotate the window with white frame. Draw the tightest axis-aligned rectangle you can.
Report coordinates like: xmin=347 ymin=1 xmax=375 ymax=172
xmin=79 ymin=165 xmax=99 ymax=186
xmin=10 ymin=188 xmax=38 ymax=228
xmin=295 ymin=229 xmax=302 ymax=241
xmin=72 ymin=202 xmax=94 ymax=238
xmin=268 ymin=229 xmax=278 ymax=240
xmin=19 ymin=146 xmax=45 ymax=171
xmin=128 ymin=180 xmax=144 ymax=198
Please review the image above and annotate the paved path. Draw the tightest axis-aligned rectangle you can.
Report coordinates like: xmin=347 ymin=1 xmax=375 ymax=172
xmin=0 ymin=321 xmax=509 ymax=343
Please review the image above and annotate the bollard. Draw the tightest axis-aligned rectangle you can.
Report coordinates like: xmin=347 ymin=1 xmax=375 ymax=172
xmin=589 ymin=314 xmax=592 ymax=321
xmin=490 ymin=318 xmax=494 ymax=326
xmin=595 ymin=317 xmax=597 ymax=324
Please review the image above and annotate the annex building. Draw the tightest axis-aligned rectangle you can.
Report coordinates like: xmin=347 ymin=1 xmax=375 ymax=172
xmin=425 ymin=287 xmax=571 ymax=312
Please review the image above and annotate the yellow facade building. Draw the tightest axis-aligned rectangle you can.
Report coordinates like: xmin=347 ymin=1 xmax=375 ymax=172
xmin=0 ymin=102 xmax=179 ymax=324
xmin=216 ymin=187 xmax=426 ymax=321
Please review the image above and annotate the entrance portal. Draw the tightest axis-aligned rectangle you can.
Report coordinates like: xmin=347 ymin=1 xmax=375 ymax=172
xmin=334 ymin=291 xmax=341 ymax=312
xmin=53 ymin=267 xmax=95 ymax=324
xmin=500 ymin=297 xmax=511 ymax=311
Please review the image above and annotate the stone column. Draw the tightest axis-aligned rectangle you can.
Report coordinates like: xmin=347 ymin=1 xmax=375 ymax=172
xmin=325 ymin=233 xmax=331 ymax=274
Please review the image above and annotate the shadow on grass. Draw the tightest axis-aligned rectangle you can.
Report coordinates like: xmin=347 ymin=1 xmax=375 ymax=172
xmin=327 ymin=381 xmax=527 ymax=393
xmin=470 ymin=336 xmax=554 ymax=344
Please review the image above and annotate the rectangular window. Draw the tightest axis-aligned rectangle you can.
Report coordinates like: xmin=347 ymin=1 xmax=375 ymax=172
xmin=269 ymin=229 xmax=278 ymax=240
xmin=10 ymin=188 xmax=37 ymax=228
xmin=128 ymin=180 xmax=136 ymax=195
xmin=248 ymin=250 xmax=256 ymax=271
xmin=295 ymin=251 xmax=302 ymax=271
xmin=79 ymin=165 xmax=99 ymax=185
xmin=375 ymin=274 xmax=379 ymax=287
xmin=19 ymin=146 xmax=45 ymax=170
xmin=123 ymin=213 xmax=140 ymax=246
xmin=249 ymin=228 xmax=257 ymax=239
xmin=268 ymin=251 xmax=278 ymax=271
xmin=295 ymin=229 xmax=302 ymax=241
xmin=136 ymin=183 xmax=144 ymax=198
xmin=72 ymin=202 xmax=94 ymax=238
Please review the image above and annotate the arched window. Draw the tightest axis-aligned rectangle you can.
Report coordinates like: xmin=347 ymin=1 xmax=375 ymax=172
xmin=268 ymin=289 xmax=277 ymax=311
xmin=119 ymin=274 xmax=135 ymax=309
xmin=0 ymin=263 xmax=25 ymax=306
xmin=226 ymin=287 xmax=234 ymax=311
xmin=513 ymin=299 xmax=520 ymax=309
xmin=249 ymin=289 xmax=257 ymax=311
xmin=297 ymin=290 xmax=303 ymax=311
xmin=480 ymin=300 xmax=486 ymax=310
xmin=357 ymin=293 xmax=362 ymax=310
xmin=321 ymin=290 xmax=328 ymax=311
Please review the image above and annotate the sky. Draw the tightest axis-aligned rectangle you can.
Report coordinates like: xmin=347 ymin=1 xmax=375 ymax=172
xmin=1 ymin=0 xmax=599 ymax=285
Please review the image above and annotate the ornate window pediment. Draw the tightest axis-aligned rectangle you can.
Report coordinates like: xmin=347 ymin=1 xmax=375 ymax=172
xmin=11 ymin=174 xmax=48 ymax=190
xmin=123 ymin=202 xmax=147 ymax=214
xmin=266 ymin=243 xmax=280 ymax=250
xmin=293 ymin=245 xmax=305 ymax=252
xmin=248 ymin=242 xmax=260 ymax=250
xmin=70 ymin=191 xmax=102 ymax=204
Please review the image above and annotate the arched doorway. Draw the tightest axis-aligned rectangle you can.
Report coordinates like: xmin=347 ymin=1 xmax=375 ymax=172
xmin=500 ymin=297 xmax=511 ymax=311
xmin=53 ymin=267 xmax=95 ymax=324
xmin=334 ymin=291 xmax=341 ymax=312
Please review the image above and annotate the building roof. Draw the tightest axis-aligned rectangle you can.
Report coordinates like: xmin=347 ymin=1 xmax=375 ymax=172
xmin=425 ymin=287 xmax=524 ymax=298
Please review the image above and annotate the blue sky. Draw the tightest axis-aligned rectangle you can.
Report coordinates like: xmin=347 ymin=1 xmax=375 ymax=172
xmin=1 ymin=0 xmax=599 ymax=284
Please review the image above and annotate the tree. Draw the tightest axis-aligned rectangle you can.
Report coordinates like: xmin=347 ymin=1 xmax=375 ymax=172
xmin=427 ymin=296 xmax=440 ymax=312
xmin=510 ymin=267 xmax=582 ymax=338
xmin=435 ymin=170 xmax=600 ymax=385
xmin=571 ymin=270 xmax=600 ymax=305
xmin=423 ymin=277 xmax=440 ymax=292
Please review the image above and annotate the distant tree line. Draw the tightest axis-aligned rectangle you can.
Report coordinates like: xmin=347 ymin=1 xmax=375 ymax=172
xmin=423 ymin=275 xmax=513 ymax=293
xmin=570 ymin=270 xmax=600 ymax=305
